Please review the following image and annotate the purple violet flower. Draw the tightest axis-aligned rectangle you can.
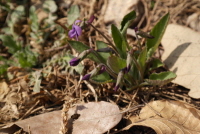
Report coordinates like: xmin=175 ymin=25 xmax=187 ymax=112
xmin=82 ymin=74 xmax=91 ymax=80
xmin=68 ymin=20 xmax=82 ymax=40
xmin=69 ymin=57 xmax=80 ymax=66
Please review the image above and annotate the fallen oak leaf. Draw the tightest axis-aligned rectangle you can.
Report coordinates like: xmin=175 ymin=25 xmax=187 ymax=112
xmin=66 ymin=101 xmax=122 ymax=134
xmin=161 ymin=24 xmax=200 ymax=99
xmin=2 ymin=111 xmax=62 ymax=134
xmin=122 ymin=100 xmax=200 ymax=134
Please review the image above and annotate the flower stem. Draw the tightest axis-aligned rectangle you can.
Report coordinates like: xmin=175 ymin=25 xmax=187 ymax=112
xmin=131 ymin=56 xmax=143 ymax=83
xmin=134 ymin=30 xmax=142 ymax=51
xmin=89 ymin=23 xmax=119 ymax=56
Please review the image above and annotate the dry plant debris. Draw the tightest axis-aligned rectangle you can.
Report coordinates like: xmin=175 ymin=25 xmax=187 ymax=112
xmin=0 ymin=0 xmax=200 ymax=133
xmin=162 ymin=24 xmax=200 ymax=99
xmin=123 ymin=100 xmax=200 ymax=134
xmin=104 ymin=0 xmax=138 ymax=26
xmin=63 ymin=101 xmax=122 ymax=134
xmin=0 ymin=111 xmax=61 ymax=134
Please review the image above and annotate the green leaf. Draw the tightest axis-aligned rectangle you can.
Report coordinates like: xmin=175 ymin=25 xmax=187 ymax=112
xmin=149 ymin=58 xmax=164 ymax=71
xmin=32 ymin=71 xmax=42 ymax=92
xmin=14 ymin=46 xmax=38 ymax=67
xmin=29 ymin=6 xmax=39 ymax=32
xmin=10 ymin=5 xmax=25 ymax=24
xmin=145 ymin=71 xmax=176 ymax=86
xmin=68 ymin=40 xmax=102 ymax=63
xmin=90 ymin=72 xmax=113 ymax=84
xmin=146 ymin=13 xmax=169 ymax=59
xmin=68 ymin=40 xmax=90 ymax=52
xmin=1 ymin=2 xmax=11 ymax=12
xmin=149 ymin=71 xmax=176 ymax=80
xmin=107 ymin=56 xmax=126 ymax=73
xmin=0 ymin=35 xmax=21 ymax=54
xmin=0 ymin=64 xmax=8 ymax=76
xmin=0 ymin=66 xmax=7 ymax=75
xmin=67 ymin=5 xmax=80 ymax=25
xmin=43 ymin=0 xmax=57 ymax=13
xmin=96 ymin=41 xmax=110 ymax=61
xmin=96 ymin=40 xmax=108 ymax=49
xmin=120 ymin=11 xmax=136 ymax=34
xmin=137 ymin=47 xmax=147 ymax=72
xmin=111 ymin=24 xmax=126 ymax=58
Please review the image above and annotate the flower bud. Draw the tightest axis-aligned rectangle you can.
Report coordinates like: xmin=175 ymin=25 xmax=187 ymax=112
xmin=126 ymin=51 xmax=132 ymax=72
xmin=82 ymin=74 xmax=91 ymax=80
xmin=78 ymin=49 xmax=93 ymax=59
xmin=82 ymin=64 xmax=106 ymax=80
xmin=87 ymin=15 xmax=95 ymax=24
xmin=126 ymin=48 xmax=138 ymax=73
xmin=114 ymin=85 xmax=120 ymax=91
xmin=69 ymin=57 xmax=80 ymax=66
xmin=69 ymin=49 xmax=93 ymax=66
xmin=114 ymin=68 xmax=126 ymax=91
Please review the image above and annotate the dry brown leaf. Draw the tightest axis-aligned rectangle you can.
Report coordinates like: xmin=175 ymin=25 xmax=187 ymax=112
xmin=104 ymin=0 xmax=138 ymax=25
xmin=0 ymin=81 xmax=10 ymax=102
xmin=187 ymin=12 xmax=200 ymax=32
xmin=124 ymin=100 xmax=200 ymax=134
xmin=161 ymin=24 xmax=200 ymax=99
xmin=67 ymin=101 xmax=122 ymax=134
xmin=9 ymin=111 xmax=62 ymax=134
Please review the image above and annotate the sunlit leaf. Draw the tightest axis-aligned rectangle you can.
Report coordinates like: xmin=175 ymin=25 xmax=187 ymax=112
xmin=68 ymin=40 xmax=104 ymax=63
xmin=149 ymin=58 xmax=164 ymax=71
xmin=43 ymin=0 xmax=57 ymax=13
xmin=29 ymin=6 xmax=39 ymax=32
xmin=10 ymin=5 xmax=25 ymax=24
xmin=146 ymin=13 xmax=169 ymax=59
xmin=90 ymin=72 xmax=113 ymax=84
xmin=145 ymin=71 xmax=176 ymax=85
xmin=120 ymin=11 xmax=136 ymax=35
xmin=96 ymin=41 xmax=110 ymax=61
xmin=137 ymin=47 xmax=147 ymax=73
xmin=14 ymin=46 xmax=38 ymax=68
xmin=111 ymin=25 xmax=126 ymax=58
xmin=107 ymin=56 xmax=126 ymax=73
xmin=67 ymin=5 xmax=80 ymax=25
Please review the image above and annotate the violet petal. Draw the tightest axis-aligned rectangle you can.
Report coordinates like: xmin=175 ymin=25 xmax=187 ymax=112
xmin=73 ymin=25 xmax=82 ymax=36
xmin=68 ymin=29 xmax=76 ymax=38
xmin=75 ymin=20 xmax=81 ymax=24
